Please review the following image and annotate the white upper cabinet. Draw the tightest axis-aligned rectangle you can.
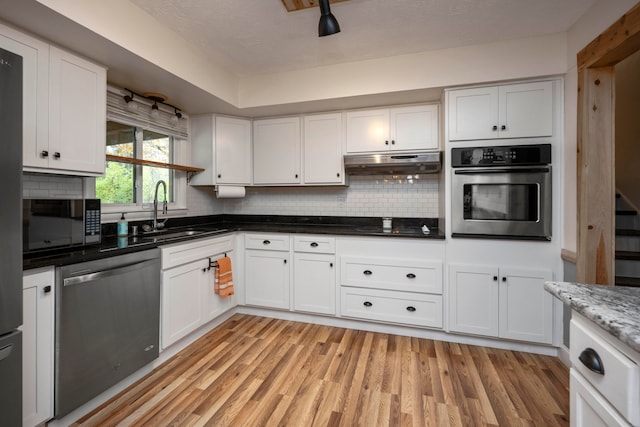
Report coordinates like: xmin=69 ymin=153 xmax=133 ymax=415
xmin=253 ymin=116 xmax=301 ymax=185
xmin=216 ymin=116 xmax=251 ymax=184
xmin=448 ymin=81 xmax=553 ymax=141
xmin=303 ymin=112 xmax=344 ymax=184
xmin=1 ymin=23 xmax=106 ymax=176
xmin=46 ymin=46 xmax=106 ymax=175
xmin=0 ymin=23 xmax=50 ymax=172
xmin=346 ymin=104 xmax=439 ymax=153
xmin=190 ymin=115 xmax=251 ymax=185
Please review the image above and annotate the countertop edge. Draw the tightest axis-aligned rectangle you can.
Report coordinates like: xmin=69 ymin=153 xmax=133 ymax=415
xmin=544 ymin=281 xmax=640 ymax=354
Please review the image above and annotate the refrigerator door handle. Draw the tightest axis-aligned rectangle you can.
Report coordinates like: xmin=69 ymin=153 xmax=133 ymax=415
xmin=0 ymin=343 xmax=14 ymax=361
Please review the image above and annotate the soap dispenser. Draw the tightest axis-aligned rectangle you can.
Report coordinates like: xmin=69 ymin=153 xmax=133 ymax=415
xmin=117 ymin=213 xmax=128 ymax=237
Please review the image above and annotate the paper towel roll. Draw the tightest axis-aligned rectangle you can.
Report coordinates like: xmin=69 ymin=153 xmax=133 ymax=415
xmin=216 ymin=185 xmax=246 ymax=199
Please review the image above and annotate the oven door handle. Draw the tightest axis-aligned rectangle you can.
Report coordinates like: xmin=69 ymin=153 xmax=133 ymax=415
xmin=63 ymin=259 xmax=157 ymax=287
xmin=454 ymin=167 xmax=550 ymax=175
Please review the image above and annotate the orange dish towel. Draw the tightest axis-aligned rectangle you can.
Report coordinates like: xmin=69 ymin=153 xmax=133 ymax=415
xmin=215 ymin=256 xmax=234 ymax=298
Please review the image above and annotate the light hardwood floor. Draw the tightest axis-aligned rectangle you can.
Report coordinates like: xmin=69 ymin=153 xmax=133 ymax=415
xmin=73 ymin=314 xmax=569 ymax=426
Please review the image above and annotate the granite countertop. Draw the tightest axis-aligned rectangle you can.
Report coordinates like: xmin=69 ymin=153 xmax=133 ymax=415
xmin=23 ymin=214 xmax=444 ymax=270
xmin=544 ymin=281 xmax=640 ymax=353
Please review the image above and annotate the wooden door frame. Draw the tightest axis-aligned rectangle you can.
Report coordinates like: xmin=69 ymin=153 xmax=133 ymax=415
xmin=576 ymin=2 xmax=640 ymax=284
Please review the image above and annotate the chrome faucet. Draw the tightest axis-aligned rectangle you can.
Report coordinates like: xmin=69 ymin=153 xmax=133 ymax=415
xmin=153 ymin=180 xmax=168 ymax=230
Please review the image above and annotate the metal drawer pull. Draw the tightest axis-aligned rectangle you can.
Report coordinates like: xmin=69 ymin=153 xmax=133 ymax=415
xmin=363 ymin=301 xmax=373 ymax=307
xmin=406 ymin=306 xmax=416 ymax=312
xmin=406 ymin=273 xmax=416 ymax=279
xmin=363 ymin=270 xmax=372 ymax=275
xmin=579 ymin=347 xmax=605 ymax=375
xmin=310 ymin=242 xmax=319 ymax=247
xmin=263 ymin=240 xmax=271 ymax=245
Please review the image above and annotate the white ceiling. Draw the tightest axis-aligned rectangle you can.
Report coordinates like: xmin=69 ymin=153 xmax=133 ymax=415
xmin=130 ymin=0 xmax=597 ymax=77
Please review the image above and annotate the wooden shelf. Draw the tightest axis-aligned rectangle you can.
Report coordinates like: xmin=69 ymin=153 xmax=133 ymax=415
xmin=106 ymin=154 xmax=204 ymax=173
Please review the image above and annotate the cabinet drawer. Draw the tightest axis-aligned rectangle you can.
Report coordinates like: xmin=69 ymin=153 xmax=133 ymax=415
xmin=570 ymin=315 xmax=640 ymax=425
xmin=341 ymin=287 xmax=442 ymax=328
xmin=161 ymin=235 xmax=234 ymax=270
xmin=245 ymin=233 xmax=290 ymax=251
xmin=293 ymin=235 xmax=335 ymax=254
xmin=340 ymin=257 xmax=442 ymax=294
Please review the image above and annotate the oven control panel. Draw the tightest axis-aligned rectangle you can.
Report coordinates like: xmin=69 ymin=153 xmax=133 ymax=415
xmin=451 ymin=144 xmax=551 ymax=167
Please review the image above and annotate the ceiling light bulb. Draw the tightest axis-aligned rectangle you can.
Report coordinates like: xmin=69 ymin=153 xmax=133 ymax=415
xmin=318 ymin=0 xmax=340 ymax=37
xmin=150 ymin=102 xmax=160 ymax=119
xmin=124 ymin=92 xmax=138 ymax=112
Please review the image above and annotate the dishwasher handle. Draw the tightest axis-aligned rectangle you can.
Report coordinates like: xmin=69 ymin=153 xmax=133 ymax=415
xmin=63 ymin=258 xmax=158 ymax=287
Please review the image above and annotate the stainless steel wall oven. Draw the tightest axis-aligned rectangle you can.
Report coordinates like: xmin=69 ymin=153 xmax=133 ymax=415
xmin=451 ymin=144 xmax=552 ymax=240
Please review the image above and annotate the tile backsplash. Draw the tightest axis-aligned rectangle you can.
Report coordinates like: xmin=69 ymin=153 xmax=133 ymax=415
xmin=223 ymin=174 xmax=439 ymax=218
xmin=22 ymin=173 xmax=440 ymax=218
xmin=23 ymin=173 xmax=84 ymax=199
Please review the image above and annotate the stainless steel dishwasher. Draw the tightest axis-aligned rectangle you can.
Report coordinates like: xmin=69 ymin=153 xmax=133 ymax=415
xmin=54 ymin=249 xmax=161 ymax=418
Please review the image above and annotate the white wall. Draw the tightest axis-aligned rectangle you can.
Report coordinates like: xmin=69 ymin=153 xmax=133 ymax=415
xmin=562 ymin=0 xmax=639 ymax=253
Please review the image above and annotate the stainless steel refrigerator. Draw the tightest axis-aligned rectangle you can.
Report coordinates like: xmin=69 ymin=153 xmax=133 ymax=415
xmin=0 ymin=46 xmax=23 ymax=426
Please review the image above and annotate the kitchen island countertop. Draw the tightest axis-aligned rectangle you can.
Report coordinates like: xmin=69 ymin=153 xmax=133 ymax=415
xmin=544 ymin=281 xmax=640 ymax=353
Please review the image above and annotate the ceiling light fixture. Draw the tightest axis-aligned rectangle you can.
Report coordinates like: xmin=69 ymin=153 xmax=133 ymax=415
xmin=123 ymin=88 xmax=184 ymax=122
xmin=318 ymin=0 xmax=340 ymax=37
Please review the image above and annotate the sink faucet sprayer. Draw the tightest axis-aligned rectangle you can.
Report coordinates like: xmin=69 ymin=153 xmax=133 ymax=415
xmin=153 ymin=180 xmax=168 ymax=230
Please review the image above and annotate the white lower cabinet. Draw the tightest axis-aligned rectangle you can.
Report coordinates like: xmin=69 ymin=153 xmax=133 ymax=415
xmin=570 ymin=313 xmax=640 ymax=426
xmin=244 ymin=233 xmax=291 ymax=309
xmin=161 ymin=236 xmax=235 ymax=349
xmin=448 ymin=264 xmax=552 ymax=344
xmin=338 ymin=238 xmax=445 ymax=329
xmin=22 ymin=267 xmax=55 ymax=427
xmin=293 ymin=235 xmax=336 ymax=315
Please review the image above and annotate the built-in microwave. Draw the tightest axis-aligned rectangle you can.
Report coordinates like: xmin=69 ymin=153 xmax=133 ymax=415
xmin=451 ymin=144 xmax=552 ymax=240
xmin=22 ymin=199 xmax=101 ymax=252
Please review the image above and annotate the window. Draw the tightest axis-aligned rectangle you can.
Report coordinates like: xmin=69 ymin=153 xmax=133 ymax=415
xmin=99 ymin=87 xmax=190 ymax=215
xmin=97 ymin=122 xmax=176 ymax=206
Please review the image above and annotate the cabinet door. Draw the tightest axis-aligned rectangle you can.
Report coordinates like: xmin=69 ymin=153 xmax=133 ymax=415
xmin=499 ymin=81 xmax=553 ymax=139
xmin=245 ymin=249 xmax=290 ymax=309
xmin=161 ymin=260 xmax=206 ymax=349
xmin=253 ymin=117 xmax=301 ymax=184
xmin=390 ymin=105 xmax=439 ymax=151
xmin=448 ymin=264 xmax=499 ymax=337
xmin=293 ymin=253 xmax=336 ymax=315
xmin=303 ymin=113 xmax=344 ymax=184
xmin=22 ymin=268 xmax=55 ymax=427
xmin=0 ymin=25 xmax=50 ymax=170
xmin=499 ymin=268 xmax=553 ymax=344
xmin=48 ymin=46 xmax=106 ymax=175
xmin=216 ymin=116 xmax=251 ymax=185
xmin=447 ymin=87 xmax=498 ymax=141
xmin=345 ymin=109 xmax=390 ymax=153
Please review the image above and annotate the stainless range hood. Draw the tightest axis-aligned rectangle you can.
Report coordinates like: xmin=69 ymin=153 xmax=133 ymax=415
xmin=344 ymin=152 xmax=442 ymax=175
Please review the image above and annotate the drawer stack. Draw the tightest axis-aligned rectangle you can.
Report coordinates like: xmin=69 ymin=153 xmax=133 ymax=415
xmin=340 ymin=256 xmax=443 ymax=328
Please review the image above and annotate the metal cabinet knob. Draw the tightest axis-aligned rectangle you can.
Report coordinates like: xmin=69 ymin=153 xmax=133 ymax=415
xmin=501 ymin=125 xmax=506 ymax=131
xmin=263 ymin=240 xmax=271 ymax=245
xmin=54 ymin=152 xmax=61 ymax=159
xmin=363 ymin=270 xmax=372 ymax=275
xmin=391 ymin=140 xmax=395 ymax=145
xmin=43 ymin=285 xmax=52 ymax=293
xmin=363 ymin=301 xmax=373 ymax=307
xmin=492 ymin=125 xmax=498 ymax=131
xmin=406 ymin=306 xmax=416 ymax=312
xmin=502 ymin=277 xmax=507 ymax=282
xmin=218 ymin=174 xmax=222 ymax=178
xmin=310 ymin=242 xmax=319 ymax=247
xmin=41 ymin=150 xmax=49 ymax=158
xmin=385 ymin=140 xmax=389 ymax=145
xmin=329 ymin=263 xmax=333 ymax=268
xmin=406 ymin=273 xmax=416 ymax=279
